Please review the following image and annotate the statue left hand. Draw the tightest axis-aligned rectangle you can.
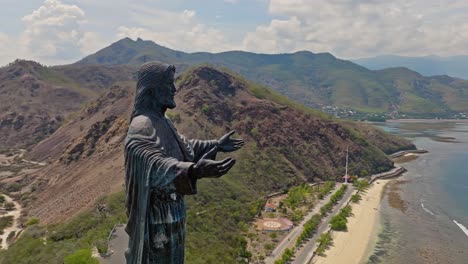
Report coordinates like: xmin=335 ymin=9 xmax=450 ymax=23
xmin=218 ymin=131 xmax=244 ymax=152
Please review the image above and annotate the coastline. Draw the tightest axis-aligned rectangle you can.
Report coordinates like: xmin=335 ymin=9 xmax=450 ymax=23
xmin=385 ymin=119 xmax=468 ymax=123
xmin=312 ymin=179 xmax=389 ymax=264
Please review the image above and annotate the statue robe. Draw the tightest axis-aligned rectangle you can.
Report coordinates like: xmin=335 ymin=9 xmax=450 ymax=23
xmin=124 ymin=113 xmax=217 ymax=264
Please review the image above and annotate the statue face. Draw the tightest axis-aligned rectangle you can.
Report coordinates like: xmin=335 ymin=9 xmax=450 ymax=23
xmin=153 ymin=70 xmax=176 ymax=109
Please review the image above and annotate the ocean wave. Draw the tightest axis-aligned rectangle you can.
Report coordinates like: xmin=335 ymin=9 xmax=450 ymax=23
xmin=453 ymin=220 xmax=468 ymax=238
xmin=420 ymin=202 xmax=435 ymax=216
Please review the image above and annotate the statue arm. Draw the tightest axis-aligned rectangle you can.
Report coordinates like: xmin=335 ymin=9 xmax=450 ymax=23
xmin=179 ymin=134 xmax=219 ymax=162
xmin=126 ymin=115 xmax=196 ymax=193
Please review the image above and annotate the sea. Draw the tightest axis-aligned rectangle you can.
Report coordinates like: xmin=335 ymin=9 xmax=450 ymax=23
xmin=366 ymin=120 xmax=468 ymax=264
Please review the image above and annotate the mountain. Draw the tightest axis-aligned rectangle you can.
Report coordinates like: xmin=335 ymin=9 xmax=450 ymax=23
xmin=76 ymin=38 xmax=468 ymax=118
xmin=0 ymin=66 xmax=414 ymax=263
xmin=0 ymin=60 xmax=136 ymax=149
xmin=354 ymin=55 xmax=468 ymax=80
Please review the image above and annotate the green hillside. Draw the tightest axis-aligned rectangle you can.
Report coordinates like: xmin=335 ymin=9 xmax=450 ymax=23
xmin=77 ymin=38 xmax=468 ymax=118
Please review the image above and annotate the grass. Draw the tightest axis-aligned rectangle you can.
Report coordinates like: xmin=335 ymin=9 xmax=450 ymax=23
xmin=0 ymin=192 xmax=126 ymax=264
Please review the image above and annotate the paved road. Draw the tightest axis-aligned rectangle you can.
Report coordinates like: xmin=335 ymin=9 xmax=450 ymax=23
xmin=265 ymin=184 xmax=341 ymax=264
xmin=99 ymin=225 xmax=128 ymax=264
xmin=293 ymin=185 xmax=355 ymax=264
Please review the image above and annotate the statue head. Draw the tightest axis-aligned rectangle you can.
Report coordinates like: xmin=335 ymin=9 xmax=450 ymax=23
xmin=131 ymin=61 xmax=176 ymax=119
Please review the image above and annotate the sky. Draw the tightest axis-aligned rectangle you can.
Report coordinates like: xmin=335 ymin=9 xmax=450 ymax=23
xmin=1 ymin=0 xmax=468 ymax=66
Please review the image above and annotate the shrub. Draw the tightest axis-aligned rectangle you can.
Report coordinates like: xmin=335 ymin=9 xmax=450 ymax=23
xmin=4 ymin=202 xmax=15 ymax=211
xmin=269 ymin=233 xmax=277 ymax=239
xmin=330 ymin=215 xmax=347 ymax=231
xmin=354 ymin=179 xmax=369 ymax=192
xmin=26 ymin=217 xmax=40 ymax=226
xmin=64 ymin=249 xmax=99 ymax=264
xmin=95 ymin=239 xmax=108 ymax=254
xmin=201 ymin=105 xmax=210 ymax=114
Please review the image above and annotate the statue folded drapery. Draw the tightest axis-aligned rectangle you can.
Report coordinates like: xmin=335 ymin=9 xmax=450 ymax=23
xmin=124 ymin=61 xmax=243 ymax=264
xmin=124 ymin=113 xmax=217 ymax=264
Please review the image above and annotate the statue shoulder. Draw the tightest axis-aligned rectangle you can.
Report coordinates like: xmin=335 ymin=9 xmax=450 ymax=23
xmin=127 ymin=115 xmax=156 ymax=138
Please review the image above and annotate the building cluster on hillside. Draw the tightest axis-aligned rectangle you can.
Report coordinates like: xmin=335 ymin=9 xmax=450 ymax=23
xmin=320 ymin=106 xmax=468 ymax=120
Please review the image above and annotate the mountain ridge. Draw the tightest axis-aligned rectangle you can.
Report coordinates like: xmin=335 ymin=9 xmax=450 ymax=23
xmin=76 ymin=38 xmax=468 ymax=118
xmin=354 ymin=54 xmax=468 ymax=80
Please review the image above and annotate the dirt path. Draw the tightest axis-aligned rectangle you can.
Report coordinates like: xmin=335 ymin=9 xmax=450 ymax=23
xmin=0 ymin=193 xmax=23 ymax=249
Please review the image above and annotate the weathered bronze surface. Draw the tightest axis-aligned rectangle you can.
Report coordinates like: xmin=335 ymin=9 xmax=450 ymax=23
xmin=124 ymin=62 xmax=243 ymax=263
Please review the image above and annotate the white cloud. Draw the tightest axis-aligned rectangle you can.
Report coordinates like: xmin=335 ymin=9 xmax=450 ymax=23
xmin=3 ymin=0 xmax=106 ymax=64
xmin=117 ymin=9 xmax=234 ymax=52
xmin=20 ymin=0 xmax=87 ymax=63
xmin=242 ymin=0 xmax=468 ymax=57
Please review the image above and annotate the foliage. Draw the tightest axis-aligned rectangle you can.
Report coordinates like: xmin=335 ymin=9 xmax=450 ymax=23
xmin=64 ymin=249 xmax=99 ymax=264
xmin=351 ymin=193 xmax=361 ymax=203
xmin=0 ymin=192 xmax=126 ymax=264
xmin=269 ymin=233 xmax=277 ymax=239
xmin=0 ymin=216 xmax=14 ymax=235
xmin=4 ymin=201 xmax=15 ymax=211
xmin=315 ymin=232 xmax=333 ymax=256
xmin=317 ymin=181 xmax=335 ymax=199
xmin=330 ymin=206 xmax=352 ymax=231
xmin=295 ymin=214 xmax=321 ymax=248
xmin=95 ymin=239 xmax=108 ymax=254
xmin=354 ymin=179 xmax=370 ymax=192
xmin=201 ymin=104 xmax=210 ymax=114
xmin=284 ymin=184 xmax=313 ymax=209
xmin=291 ymin=210 xmax=304 ymax=223
xmin=320 ymin=185 xmax=348 ymax=217
xmin=26 ymin=217 xmax=40 ymax=226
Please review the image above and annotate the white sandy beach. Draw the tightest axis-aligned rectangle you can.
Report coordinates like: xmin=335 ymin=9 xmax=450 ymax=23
xmin=313 ymin=179 xmax=389 ymax=264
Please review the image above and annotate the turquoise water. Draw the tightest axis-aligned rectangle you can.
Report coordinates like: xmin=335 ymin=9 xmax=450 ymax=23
xmin=367 ymin=121 xmax=468 ymax=264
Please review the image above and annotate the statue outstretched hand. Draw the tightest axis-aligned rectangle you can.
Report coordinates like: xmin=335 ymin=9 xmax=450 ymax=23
xmin=191 ymin=147 xmax=236 ymax=179
xmin=218 ymin=131 xmax=244 ymax=152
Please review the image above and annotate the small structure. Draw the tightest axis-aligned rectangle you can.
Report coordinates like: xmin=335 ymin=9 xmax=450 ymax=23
xmin=264 ymin=203 xmax=277 ymax=212
xmin=342 ymin=174 xmax=352 ymax=183
xmin=256 ymin=218 xmax=293 ymax=232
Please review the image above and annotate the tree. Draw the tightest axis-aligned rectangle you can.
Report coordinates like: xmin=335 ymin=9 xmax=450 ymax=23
xmin=354 ymin=179 xmax=369 ymax=192
xmin=351 ymin=193 xmax=361 ymax=203
xmin=330 ymin=215 xmax=347 ymax=231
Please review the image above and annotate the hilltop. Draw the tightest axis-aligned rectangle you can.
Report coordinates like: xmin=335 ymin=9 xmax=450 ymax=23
xmin=76 ymin=38 xmax=468 ymax=118
xmin=0 ymin=60 xmax=136 ymax=149
xmin=0 ymin=65 xmax=413 ymax=263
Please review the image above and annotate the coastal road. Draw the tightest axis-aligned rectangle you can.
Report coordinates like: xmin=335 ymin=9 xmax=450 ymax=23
xmin=265 ymin=184 xmax=341 ymax=264
xmin=293 ymin=185 xmax=355 ymax=264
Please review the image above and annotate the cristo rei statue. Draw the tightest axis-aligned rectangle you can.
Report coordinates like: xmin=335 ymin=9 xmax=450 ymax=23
xmin=124 ymin=61 xmax=244 ymax=263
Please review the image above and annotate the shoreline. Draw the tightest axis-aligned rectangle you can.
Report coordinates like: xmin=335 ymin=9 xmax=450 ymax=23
xmin=312 ymin=179 xmax=390 ymax=264
xmin=385 ymin=119 xmax=468 ymax=123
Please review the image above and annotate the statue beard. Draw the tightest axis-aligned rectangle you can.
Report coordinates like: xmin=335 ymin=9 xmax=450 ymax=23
xmin=166 ymin=99 xmax=176 ymax=109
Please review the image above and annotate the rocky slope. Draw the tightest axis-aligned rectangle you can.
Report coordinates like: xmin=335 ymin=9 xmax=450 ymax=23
xmin=0 ymin=60 xmax=135 ymax=149
xmin=4 ymin=66 xmax=413 ymax=263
